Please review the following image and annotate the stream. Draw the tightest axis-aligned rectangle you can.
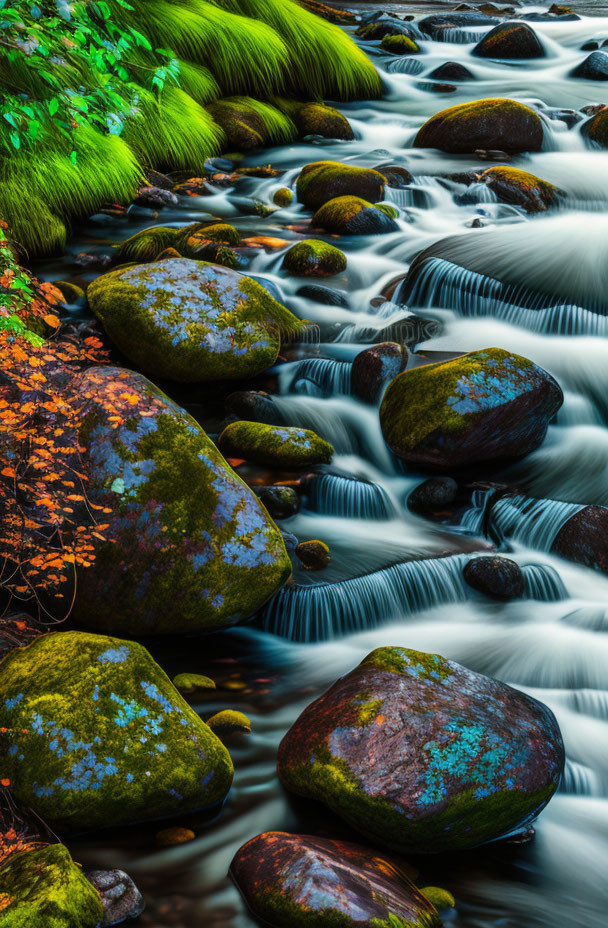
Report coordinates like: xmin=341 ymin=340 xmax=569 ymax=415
xmin=41 ymin=5 xmax=608 ymax=927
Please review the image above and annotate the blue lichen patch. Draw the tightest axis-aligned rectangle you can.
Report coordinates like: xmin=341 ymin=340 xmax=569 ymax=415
xmin=0 ymin=630 xmax=234 ymax=831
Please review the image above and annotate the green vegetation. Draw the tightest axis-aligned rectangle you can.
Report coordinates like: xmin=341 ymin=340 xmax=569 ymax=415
xmin=381 ymin=35 xmax=420 ymax=54
xmin=0 ymin=0 xmax=379 ymax=255
xmin=282 ymin=239 xmax=347 ymax=277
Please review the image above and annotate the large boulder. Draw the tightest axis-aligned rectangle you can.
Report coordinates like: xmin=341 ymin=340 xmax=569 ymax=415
xmin=230 ymin=832 xmax=442 ymax=928
xmin=414 ymin=99 xmax=544 ymax=153
xmin=479 ymin=166 xmax=560 ymax=212
xmin=473 ymin=23 xmax=545 ymax=59
xmin=571 ymin=51 xmax=608 ymax=80
xmin=0 ymin=845 xmax=104 ymax=928
xmin=552 ymin=505 xmax=608 ymax=574
xmin=218 ymin=421 xmax=334 ymax=468
xmin=278 ymin=647 xmax=565 ymax=853
xmin=379 ymin=348 xmax=563 ymax=470
xmin=312 ymin=196 xmax=399 ymax=235
xmin=88 ymin=258 xmax=301 ymax=382
xmin=0 ymin=631 xmax=234 ymax=831
xmin=71 ymin=366 xmax=291 ymax=634
xmin=296 ymin=161 xmax=387 ymax=210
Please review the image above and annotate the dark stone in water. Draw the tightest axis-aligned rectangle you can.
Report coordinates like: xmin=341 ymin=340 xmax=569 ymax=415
xmin=414 ymin=99 xmax=544 ymax=154
xmin=524 ymin=11 xmax=579 ymax=21
xmin=351 ymin=341 xmax=408 ymax=403
xmin=278 ymin=646 xmax=565 ymax=852
xmin=295 ymin=539 xmax=331 ymax=570
xmin=356 ymin=18 xmax=418 ymax=41
xmin=473 ymin=23 xmax=545 ymax=59
xmin=428 ymin=61 xmax=475 ymax=81
xmin=256 ymin=485 xmax=300 ymax=519
xmin=225 ymin=390 xmax=286 ymax=425
xmin=408 ymin=477 xmax=459 ymax=514
xmin=571 ymin=52 xmax=608 ymax=81
xmin=374 ymin=163 xmax=413 ymax=187
xmin=86 ymin=869 xmax=145 ymax=926
xmin=463 ymin=555 xmax=525 ymax=600
xmin=134 ymin=185 xmax=178 ymax=209
xmin=419 ymin=12 xmax=498 ymax=40
xmin=379 ymin=348 xmax=563 ymax=470
xmin=296 ymin=283 xmax=349 ymax=306
xmin=552 ymin=505 xmax=608 ymax=575
xmin=230 ymin=832 xmax=441 ymax=928
xmin=417 ymin=81 xmax=458 ymax=94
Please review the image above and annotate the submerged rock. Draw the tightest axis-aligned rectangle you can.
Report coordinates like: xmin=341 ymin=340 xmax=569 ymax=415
xmin=408 ymin=477 xmax=459 ymax=514
xmin=256 ymin=485 xmax=300 ymax=519
xmin=295 ymin=539 xmax=331 ymax=570
xmin=351 ymin=341 xmax=409 ymax=403
xmin=88 ymin=258 xmax=301 ymax=382
xmin=0 ymin=845 xmax=104 ymax=928
xmin=218 ymin=421 xmax=334 ymax=469
xmin=278 ymin=647 xmax=565 ymax=852
xmin=473 ymin=23 xmax=545 ymax=59
xmin=282 ymin=239 xmax=347 ymax=277
xmin=155 ymin=826 xmax=195 ymax=846
xmin=479 ymin=166 xmax=560 ymax=212
xmin=0 ymin=631 xmax=234 ymax=830
xmin=86 ymin=869 xmax=145 ymax=926
xmin=428 ymin=61 xmax=475 ymax=81
xmin=379 ymin=348 xmax=563 ymax=469
xmin=414 ymin=99 xmax=544 ymax=153
xmin=463 ymin=555 xmax=525 ymax=600
xmin=571 ymin=51 xmax=608 ymax=80
xmin=312 ymin=196 xmax=399 ymax=235
xmin=296 ymin=161 xmax=387 ymax=209
xmin=71 ymin=366 xmax=291 ymax=634
xmin=230 ymin=832 xmax=441 ymax=928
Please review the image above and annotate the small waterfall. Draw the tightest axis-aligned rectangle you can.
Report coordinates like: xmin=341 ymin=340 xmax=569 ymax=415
xmin=559 ymin=759 xmax=602 ymax=797
xmin=335 ymin=312 xmax=439 ymax=346
xmin=455 ymin=487 xmax=497 ymax=536
xmin=259 ymin=554 xmax=469 ymax=641
xmin=305 ymin=473 xmax=398 ymax=519
xmin=457 ymin=182 xmax=498 ymax=205
xmin=521 ymin=563 xmax=567 ymax=602
xmin=280 ymin=358 xmax=352 ymax=396
xmin=385 ymin=57 xmax=424 ymax=75
xmin=490 ymin=495 xmax=586 ymax=552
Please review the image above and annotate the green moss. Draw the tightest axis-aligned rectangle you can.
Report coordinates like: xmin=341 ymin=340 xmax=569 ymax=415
xmin=0 ymin=845 xmax=103 ymax=928
xmin=414 ymin=98 xmax=544 ymax=153
xmin=296 ymin=160 xmax=387 ymax=209
xmin=381 ymin=35 xmax=420 ymax=54
xmin=0 ymin=630 xmax=234 ymax=830
xmin=0 ymin=195 xmax=67 ymax=257
xmin=218 ymin=421 xmax=334 ymax=468
xmin=356 ymin=697 xmax=384 ymax=727
xmin=275 ymin=98 xmax=354 ymax=140
xmin=273 ymin=187 xmax=294 ymax=207
xmin=253 ymin=886 xmax=353 ymax=928
xmin=54 ymin=281 xmax=85 ymax=304
xmin=207 ymin=709 xmax=252 ymax=736
xmin=419 ymin=888 xmax=455 ymax=911
xmin=375 ymin=203 xmax=399 ymax=219
xmin=115 ymin=227 xmax=179 ymax=265
xmin=312 ymin=196 xmax=397 ymax=235
xmin=282 ymin=239 xmax=347 ymax=277
xmin=208 ymin=96 xmax=296 ymax=150
xmin=177 ymin=223 xmax=241 ymax=246
xmin=173 ymin=672 xmax=216 ymax=693
xmin=480 ymin=166 xmax=560 ymax=212
xmin=583 ymin=108 xmax=608 ymax=147
xmin=362 ymin=647 xmax=452 ymax=681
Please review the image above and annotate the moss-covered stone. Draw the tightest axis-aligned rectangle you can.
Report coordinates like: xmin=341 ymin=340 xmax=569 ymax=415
xmin=375 ymin=203 xmax=399 ymax=219
xmin=312 ymin=196 xmax=399 ymax=235
xmin=473 ymin=23 xmax=545 ymax=59
xmin=479 ymin=166 xmax=560 ymax=212
xmin=295 ymin=539 xmax=331 ymax=570
xmin=173 ymin=673 xmax=216 ymax=694
xmin=115 ymin=227 xmax=179 ymax=265
xmin=69 ymin=366 xmax=291 ymax=634
xmin=0 ymin=844 xmax=104 ymax=928
xmin=296 ymin=161 xmax=387 ymax=210
xmin=0 ymin=631 xmax=234 ymax=830
xmin=87 ymin=258 xmax=303 ymax=382
xmin=357 ymin=20 xmax=417 ymax=41
xmin=55 ymin=281 xmax=85 ymax=304
xmin=256 ymin=485 xmax=300 ymax=519
xmin=273 ymin=187 xmax=294 ymax=207
xmin=419 ymin=888 xmax=455 ymax=911
xmin=277 ymin=100 xmax=354 ymax=140
xmin=381 ymin=35 xmax=420 ymax=55
xmin=207 ymin=710 xmax=252 ymax=736
xmin=379 ymin=348 xmax=563 ymax=469
xmin=414 ymin=99 xmax=544 ymax=153
xmin=175 ymin=222 xmax=241 ymax=249
xmin=218 ymin=421 xmax=334 ymax=469
xmin=277 ymin=646 xmax=565 ymax=853
xmin=207 ymin=97 xmax=296 ymax=151
xmin=282 ymin=239 xmax=347 ymax=277
xmin=582 ymin=107 xmax=608 ymax=147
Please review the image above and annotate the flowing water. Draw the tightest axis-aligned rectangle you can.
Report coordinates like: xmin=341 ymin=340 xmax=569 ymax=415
xmin=45 ymin=4 xmax=608 ymax=926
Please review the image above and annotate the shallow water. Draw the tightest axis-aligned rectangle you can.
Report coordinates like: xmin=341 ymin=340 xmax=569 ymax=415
xmin=53 ymin=4 xmax=608 ymax=927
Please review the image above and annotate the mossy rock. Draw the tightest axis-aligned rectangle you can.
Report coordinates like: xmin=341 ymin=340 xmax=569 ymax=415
xmin=582 ymin=107 xmax=608 ymax=146
xmin=175 ymin=222 xmax=241 ymax=249
xmin=256 ymin=485 xmax=300 ymax=519
xmin=0 ymin=631 xmax=234 ymax=831
xmin=69 ymin=366 xmax=291 ymax=633
xmin=296 ymin=161 xmax=387 ymax=209
xmin=173 ymin=672 xmax=216 ymax=694
xmin=54 ymin=281 xmax=85 ymax=304
xmin=379 ymin=348 xmax=563 ymax=469
xmin=282 ymin=239 xmax=347 ymax=277
xmin=357 ymin=19 xmax=417 ymax=41
xmin=381 ymin=34 xmax=420 ymax=55
xmin=207 ymin=97 xmax=296 ymax=151
xmin=273 ymin=187 xmax=294 ymax=207
xmin=479 ymin=166 xmax=560 ymax=212
xmin=414 ymin=99 xmax=544 ymax=153
xmin=312 ymin=196 xmax=399 ymax=235
xmin=473 ymin=23 xmax=545 ymax=59
xmin=87 ymin=258 xmax=302 ymax=382
xmin=420 ymin=888 xmax=456 ymax=911
xmin=278 ymin=100 xmax=354 ymax=140
xmin=375 ymin=202 xmax=399 ymax=219
xmin=115 ymin=227 xmax=179 ymax=265
xmin=231 ymin=832 xmax=441 ymax=928
xmin=277 ymin=647 xmax=565 ymax=853
xmin=218 ymin=421 xmax=334 ymax=469
xmin=207 ymin=710 xmax=252 ymax=736
xmin=295 ymin=539 xmax=331 ymax=570
xmin=0 ymin=844 xmax=104 ymax=928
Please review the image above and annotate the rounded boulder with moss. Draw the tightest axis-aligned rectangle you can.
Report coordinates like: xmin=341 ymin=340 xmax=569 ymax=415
xmin=278 ymin=646 xmax=565 ymax=853
xmin=473 ymin=23 xmax=545 ymax=59
xmin=479 ymin=166 xmax=560 ymax=212
xmin=282 ymin=239 xmax=347 ymax=277
xmin=296 ymin=161 xmax=387 ymax=209
xmin=582 ymin=107 xmax=608 ymax=146
xmin=278 ymin=100 xmax=354 ymax=140
xmin=312 ymin=196 xmax=399 ymax=235
xmin=70 ymin=366 xmax=291 ymax=634
xmin=87 ymin=258 xmax=302 ymax=382
xmin=381 ymin=34 xmax=420 ymax=55
xmin=0 ymin=630 xmax=234 ymax=831
xmin=219 ymin=421 xmax=333 ymax=469
xmin=380 ymin=348 xmax=563 ymax=469
xmin=207 ymin=96 xmax=296 ymax=150
xmin=231 ymin=832 xmax=442 ymax=928
xmin=414 ymin=99 xmax=544 ymax=153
